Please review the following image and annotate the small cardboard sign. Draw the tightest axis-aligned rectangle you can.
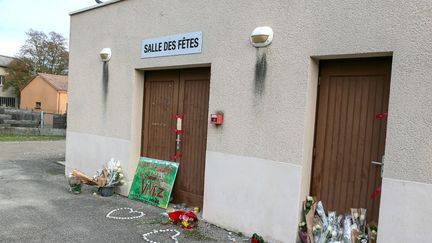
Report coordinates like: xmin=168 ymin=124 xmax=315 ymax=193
xmin=128 ymin=157 xmax=179 ymax=209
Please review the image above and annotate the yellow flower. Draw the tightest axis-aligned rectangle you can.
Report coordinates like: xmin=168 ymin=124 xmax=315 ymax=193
xmin=181 ymin=220 xmax=190 ymax=227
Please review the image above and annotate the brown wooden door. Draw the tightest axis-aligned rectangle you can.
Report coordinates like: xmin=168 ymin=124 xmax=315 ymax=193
xmin=142 ymin=70 xmax=179 ymax=161
xmin=142 ymin=68 xmax=210 ymax=208
xmin=311 ymin=58 xmax=392 ymax=222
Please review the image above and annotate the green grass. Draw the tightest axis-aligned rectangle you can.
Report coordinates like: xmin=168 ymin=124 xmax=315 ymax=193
xmin=0 ymin=134 xmax=65 ymax=142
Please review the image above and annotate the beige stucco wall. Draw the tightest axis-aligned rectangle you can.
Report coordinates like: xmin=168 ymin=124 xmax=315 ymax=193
xmin=68 ymin=0 xmax=432 ymax=182
xmin=307 ymin=1 xmax=432 ymax=185
xmin=67 ymin=0 xmax=432 ymax=242
xmin=68 ymin=0 xmax=310 ymax=165
xmin=0 ymin=66 xmax=15 ymax=98
xmin=20 ymin=76 xmax=60 ymax=113
xmin=58 ymin=92 xmax=68 ymax=114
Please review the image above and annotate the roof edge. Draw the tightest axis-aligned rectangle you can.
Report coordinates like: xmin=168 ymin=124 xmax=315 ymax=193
xmin=69 ymin=0 xmax=124 ymax=16
xmin=0 ymin=54 xmax=15 ymax=59
xmin=20 ymin=73 xmax=67 ymax=93
xmin=20 ymin=75 xmax=39 ymax=93
xmin=38 ymin=74 xmax=68 ymax=92
xmin=0 ymin=55 xmax=16 ymax=68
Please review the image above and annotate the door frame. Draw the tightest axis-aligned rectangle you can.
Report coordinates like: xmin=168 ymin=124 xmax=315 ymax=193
xmin=138 ymin=66 xmax=211 ymax=208
xmin=308 ymin=57 xmax=392 ymax=221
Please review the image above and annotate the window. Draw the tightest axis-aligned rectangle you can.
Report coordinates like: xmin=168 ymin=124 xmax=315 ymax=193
xmin=0 ymin=75 xmax=4 ymax=87
xmin=35 ymin=102 xmax=41 ymax=109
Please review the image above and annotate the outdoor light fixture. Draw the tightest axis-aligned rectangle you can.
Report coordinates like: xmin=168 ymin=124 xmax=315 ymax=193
xmin=250 ymin=26 xmax=273 ymax=47
xmin=100 ymin=48 xmax=112 ymax=62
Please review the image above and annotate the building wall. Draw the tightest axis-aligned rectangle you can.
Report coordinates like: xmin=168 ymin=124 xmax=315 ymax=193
xmin=0 ymin=66 xmax=15 ymax=98
xmin=67 ymin=1 xmax=432 ymax=242
xmin=20 ymin=77 xmax=59 ymax=113
xmin=57 ymin=92 xmax=68 ymax=114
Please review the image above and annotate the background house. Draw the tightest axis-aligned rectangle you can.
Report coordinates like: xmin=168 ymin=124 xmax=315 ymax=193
xmin=0 ymin=55 xmax=17 ymax=107
xmin=20 ymin=73 xmax=68 ymax=114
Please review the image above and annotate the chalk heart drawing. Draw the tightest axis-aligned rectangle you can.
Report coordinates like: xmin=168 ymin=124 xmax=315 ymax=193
xmin=106 ymin=207 xmax=145 ymax=220
xmin=142 ymin=229 xmax=180 ymax=243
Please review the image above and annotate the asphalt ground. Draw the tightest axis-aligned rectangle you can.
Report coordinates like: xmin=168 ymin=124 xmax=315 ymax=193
xmin=0 ymin=140 xmax=246 ymax=243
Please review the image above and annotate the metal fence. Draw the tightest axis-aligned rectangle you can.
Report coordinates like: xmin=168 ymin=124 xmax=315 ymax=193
xmin=0 ymin=97 xmax=16 ymax=107
xmin=41 ymin=112 xmax=67 ymax=129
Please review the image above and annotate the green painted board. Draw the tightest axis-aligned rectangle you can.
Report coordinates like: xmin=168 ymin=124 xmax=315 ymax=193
xmin=128 ymin=157 xmax=179 ymax=209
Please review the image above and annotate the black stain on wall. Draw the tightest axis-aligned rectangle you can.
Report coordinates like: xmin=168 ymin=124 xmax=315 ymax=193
xmin=102 ymin=62 xmax=109 ymax=115
xmin=254 ymin=51 xmax=267 ymax=96
xmin=102 ymin=62 xmax=109 ymax=102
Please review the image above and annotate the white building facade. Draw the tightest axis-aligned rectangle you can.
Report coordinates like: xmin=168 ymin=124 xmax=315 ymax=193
xmin=67 ymin=1 xmax=432 ymax=242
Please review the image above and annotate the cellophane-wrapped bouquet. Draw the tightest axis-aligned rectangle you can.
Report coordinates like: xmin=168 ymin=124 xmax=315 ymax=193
xmin=298 ymin=196 xmax=375 ymax=243
xmin=94 ymin=158 xmax=126 ymax=187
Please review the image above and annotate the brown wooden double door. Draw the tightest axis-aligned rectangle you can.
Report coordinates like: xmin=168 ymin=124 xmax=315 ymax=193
xmin=142 ymin=67 xmax=210 ymax=208
xmin=311 ymin=58 xmax=392 ymax=222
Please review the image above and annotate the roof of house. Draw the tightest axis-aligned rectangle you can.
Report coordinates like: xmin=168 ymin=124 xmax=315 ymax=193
xmin=0 ymin=55 xmax=15 ymax=68
xmin=38 ymin=73 xmax=68 ymax=92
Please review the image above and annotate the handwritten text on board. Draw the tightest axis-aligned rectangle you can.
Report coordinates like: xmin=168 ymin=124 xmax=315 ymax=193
xmin=128 ymin=157 xmax=179 ymax=209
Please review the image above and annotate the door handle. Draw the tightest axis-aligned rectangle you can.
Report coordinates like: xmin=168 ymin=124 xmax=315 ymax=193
xmin=371 ymin=155 xmax=385 ymax=178
xmin=371 ymin=161 xmax=383 ymax=165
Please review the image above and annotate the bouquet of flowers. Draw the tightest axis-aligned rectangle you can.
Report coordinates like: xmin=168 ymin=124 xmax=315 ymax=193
xmin=69 ymin=159 xmax=125 ymax=197
xmin=67 ymin=174 xmax=82 ymax=194
xmin=299 ymin=196 xmax=373 ymax=243
xmin=304 ymin=196 xmax=317 ymax=243
xmin=367 ymin=222 xmax=377 ymax=243
xmin=299 ymin=221 xmax=308 ymax=243
xmin=167 ymin=210 xmax=198 ymax=229
xmin=94 ymin=158 xmax=125 ymax=187
xmin=251 ymin=233 xmax=265 ymax=243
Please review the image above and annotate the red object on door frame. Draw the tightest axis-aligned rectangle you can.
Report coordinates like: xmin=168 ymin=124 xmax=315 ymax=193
xmin=370 ymin=186 xmax=382 ymax=200
xmin=375 ymin=112 xmax=388 ymax=119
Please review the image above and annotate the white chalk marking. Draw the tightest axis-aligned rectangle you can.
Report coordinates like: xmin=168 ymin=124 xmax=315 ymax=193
xmin=142 ymin=229 xmax=180 ymax=243
xmin=106 ymin=207 xmax=145 ymax=220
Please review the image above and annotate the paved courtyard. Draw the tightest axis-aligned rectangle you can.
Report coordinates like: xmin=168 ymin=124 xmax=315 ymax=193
xmin=0 ymin=140 xmax=244 ymax=243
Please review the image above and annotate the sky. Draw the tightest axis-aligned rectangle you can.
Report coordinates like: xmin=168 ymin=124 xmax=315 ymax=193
xmin=0 ymin=0 xmax=99 ymax=57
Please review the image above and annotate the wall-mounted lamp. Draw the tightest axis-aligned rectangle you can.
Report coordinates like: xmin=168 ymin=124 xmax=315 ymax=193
xmin=100 ymin=48 xmax=112 ymax=62
xmin=250 ymin=26 xmax=273 ymax=47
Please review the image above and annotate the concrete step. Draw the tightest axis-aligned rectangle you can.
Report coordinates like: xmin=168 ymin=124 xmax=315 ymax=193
xmin=3 ymin=119 xmax=40 ymax=128
xmin=4 ymin=109 xmax=40 ymax=121
xmin=0 ymin=114 xmax=12 ymax=120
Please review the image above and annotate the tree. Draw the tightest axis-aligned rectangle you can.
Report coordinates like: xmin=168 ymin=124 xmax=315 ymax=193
xmin=4 ymin=29 xmax=69 ymax=97
xmin=3 ymin=58 xmax=33 ymax=97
